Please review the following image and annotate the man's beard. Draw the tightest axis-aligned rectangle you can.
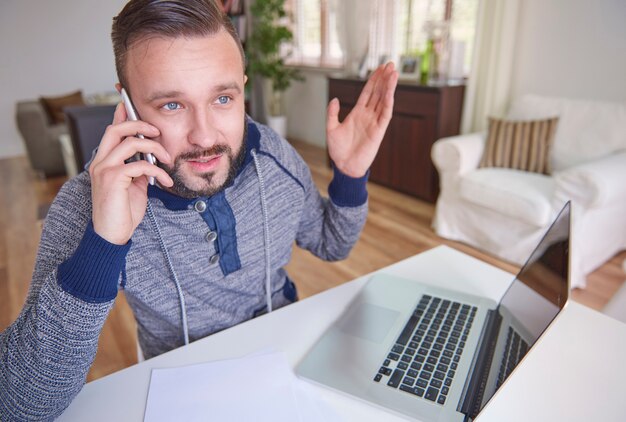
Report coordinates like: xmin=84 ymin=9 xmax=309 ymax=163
xmin=158 ymin=125 xmax=247 ymax=199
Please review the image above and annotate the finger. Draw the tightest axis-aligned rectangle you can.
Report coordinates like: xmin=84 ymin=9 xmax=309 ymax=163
xmin=90 ymin=103 xmax=125 ymax=166
xmin=94 ymin=116 xmax=160 ymax=163
xmin=109 ymin=160 xmax=174 ymax=188
xmin=366 ymin=65 xmax=388 ymax=110
xmin=355 ymin=64 xmax=383 ymax=109
xmin=133 ymin=174 xmax=149 ymax=190
xmin=371 ymin=63 xmax=395 ymax=112
xmin=98 ymin=137 xmax=172 ymax=169
xmin=373 ymin=63 xmax=397 ymax=113
xmin=94 ymin=103 xmax=128 ymax=157
xmin=378 ymin=68 xmax=399 ymax=126
xmin=91 ymin=120 xmax=161 ymax=170
xmin=112 ymin=101 xmax=127 ymax=125
xmin=326 ymin=97 xmax=340 ymax=133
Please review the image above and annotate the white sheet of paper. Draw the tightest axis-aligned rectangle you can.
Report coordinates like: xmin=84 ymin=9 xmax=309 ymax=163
xmin=293 ymin=378 xmax=345 ymax=422
xmin=144 ymin=351 xmax=342 ymax=422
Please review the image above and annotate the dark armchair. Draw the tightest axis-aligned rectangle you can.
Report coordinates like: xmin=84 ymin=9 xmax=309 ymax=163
xmin=64 ymin=105 xmax=117 ymax=172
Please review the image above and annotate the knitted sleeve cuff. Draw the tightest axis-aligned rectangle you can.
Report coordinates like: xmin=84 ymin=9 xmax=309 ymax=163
xmin=58 ymin=221 xmax=131 ymax=303
xmin=328 ymin=164 xmax=369 ymax=207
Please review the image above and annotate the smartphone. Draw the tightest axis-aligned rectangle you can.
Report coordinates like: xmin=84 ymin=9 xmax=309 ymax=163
xmin=120 ymin=88 xmax=156 ymax=185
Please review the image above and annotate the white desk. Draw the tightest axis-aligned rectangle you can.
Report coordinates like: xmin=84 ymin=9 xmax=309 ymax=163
xmin=58 ymin=246 xmax=626 ymax=421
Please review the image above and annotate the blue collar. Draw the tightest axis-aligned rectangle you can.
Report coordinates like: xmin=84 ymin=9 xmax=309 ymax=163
xmin=148 ymin=120 xmax=261 ymax=211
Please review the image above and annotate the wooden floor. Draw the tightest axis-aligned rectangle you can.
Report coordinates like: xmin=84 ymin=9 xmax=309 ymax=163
xmin=1 ymin=140 xmax=624 ymax=382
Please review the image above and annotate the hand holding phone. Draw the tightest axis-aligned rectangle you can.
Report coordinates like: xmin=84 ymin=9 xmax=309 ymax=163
xmin=121 ymin=88 xmax=157 ymax=185
xmin=89 ymin=92 xmax=172 ymax=245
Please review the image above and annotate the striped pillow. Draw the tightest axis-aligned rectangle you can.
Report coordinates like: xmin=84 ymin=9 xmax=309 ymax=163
xmin=479 ymin=117 xmax=559 ymax=174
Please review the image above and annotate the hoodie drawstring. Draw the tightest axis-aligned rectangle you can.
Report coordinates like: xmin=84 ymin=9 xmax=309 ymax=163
xmin=145 ymin=148 xmax=273 ymax=347
xmin=251 ymin=149 xmax=273 ymax=314
xmin=147 ymin=201 xmax=190 ymax=346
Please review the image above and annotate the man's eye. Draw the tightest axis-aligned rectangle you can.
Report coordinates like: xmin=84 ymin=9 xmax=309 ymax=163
xmin=216 ymin=96 xmax=231 ymax=105
xmin=162 ymin=102 xmax=180 ymax=111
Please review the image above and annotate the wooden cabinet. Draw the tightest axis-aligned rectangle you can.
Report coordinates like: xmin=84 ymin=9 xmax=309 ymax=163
xmin=328 ymin=77 xmax=465 ymax=203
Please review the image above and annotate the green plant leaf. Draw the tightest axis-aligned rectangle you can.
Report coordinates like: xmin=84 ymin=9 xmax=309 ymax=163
xmin=246 ymin=0 xmax=304 ymax=98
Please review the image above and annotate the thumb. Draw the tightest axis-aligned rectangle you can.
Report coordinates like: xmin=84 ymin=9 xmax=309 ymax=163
xmin=326 ymin=97 xmax=340 ymax=132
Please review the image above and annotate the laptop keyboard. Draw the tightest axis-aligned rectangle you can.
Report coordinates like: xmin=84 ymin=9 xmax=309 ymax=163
xmin=373 ymin=295 xmax=477 ymax=406
xmin=496 ymin=327 xmax=529 ymax=388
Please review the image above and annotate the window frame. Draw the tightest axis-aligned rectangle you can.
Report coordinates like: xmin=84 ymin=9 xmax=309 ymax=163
xmin=286 ymin=0 xmax=343 ymax=70
xmin=287 ymin=0 xmax=465 ymax=72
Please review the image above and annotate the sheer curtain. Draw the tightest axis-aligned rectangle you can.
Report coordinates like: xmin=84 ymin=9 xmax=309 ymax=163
xmin=334 ymin=0 xmax=373 ymax=75
xmin=333 ymin=0 xmax=397 ymax=75
xmin=367 ymin=1 xmax=397 ymax=69
xmin=461 ymin=0 xmax=521 ymax=133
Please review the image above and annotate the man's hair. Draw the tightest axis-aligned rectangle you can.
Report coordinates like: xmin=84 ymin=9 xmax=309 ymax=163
xmin=111 ymin=0 xmax=245 ymax=90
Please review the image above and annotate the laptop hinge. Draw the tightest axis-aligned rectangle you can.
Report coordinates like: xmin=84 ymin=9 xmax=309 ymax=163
xmin=457 ymin=308 xmax=502 ymax=420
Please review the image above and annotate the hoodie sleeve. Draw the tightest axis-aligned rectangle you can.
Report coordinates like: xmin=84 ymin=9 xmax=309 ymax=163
xmin=253 ymin=122 xmax=369 ymax=262
xmin=0 ymin=173 xmax=129 ymax=421
xmin=294 ymin=160 xmax=369 ymax=261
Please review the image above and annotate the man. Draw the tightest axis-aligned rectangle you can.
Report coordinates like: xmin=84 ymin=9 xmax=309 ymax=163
xmin=0 ymin=0 xmax=398 ymax=419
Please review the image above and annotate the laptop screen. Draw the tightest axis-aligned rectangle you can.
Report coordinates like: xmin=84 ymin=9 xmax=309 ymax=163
xmin=499 ymin=201 xmax=570 ymax=341
xmin=473 ymin=202 xmax=570 ymax=418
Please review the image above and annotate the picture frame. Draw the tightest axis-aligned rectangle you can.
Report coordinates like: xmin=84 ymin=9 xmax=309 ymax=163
xmin=399 ymin=55 xmax=421 ymax=80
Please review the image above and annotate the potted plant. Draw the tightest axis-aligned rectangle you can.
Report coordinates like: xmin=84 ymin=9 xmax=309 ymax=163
xmin=246 ymin=0 xmax=303 ymax=138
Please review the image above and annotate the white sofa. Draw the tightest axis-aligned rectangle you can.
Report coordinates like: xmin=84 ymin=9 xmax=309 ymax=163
xmin=432 ymin=95 xmax=626 ymax=289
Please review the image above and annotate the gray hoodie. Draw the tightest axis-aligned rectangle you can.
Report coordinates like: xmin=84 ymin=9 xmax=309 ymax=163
xmin=0 ymin=118 xmax=368 ymax=420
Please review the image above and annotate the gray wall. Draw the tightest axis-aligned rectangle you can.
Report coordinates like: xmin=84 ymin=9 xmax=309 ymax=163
xmin=510 ymin=0 xmax=626 ymax=102
xmin=0 ymin=0 xmax=127 ymax=159
xmin=2 ymin=0 xmax=624 ymax=158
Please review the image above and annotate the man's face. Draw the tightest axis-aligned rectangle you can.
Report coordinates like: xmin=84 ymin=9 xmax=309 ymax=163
xmin=124 ymin=31 xmax=247 ymax=198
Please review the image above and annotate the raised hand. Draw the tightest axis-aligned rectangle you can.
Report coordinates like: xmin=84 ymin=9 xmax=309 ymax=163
xmin=326 ymin=62 xmax=399 ymax=177
xmin=89 ymin=103 xmax=174 ymax=245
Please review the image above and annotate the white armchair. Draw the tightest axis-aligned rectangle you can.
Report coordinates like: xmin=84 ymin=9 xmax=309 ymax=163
xmin=432 ymin=95 xmax=626 ymax=289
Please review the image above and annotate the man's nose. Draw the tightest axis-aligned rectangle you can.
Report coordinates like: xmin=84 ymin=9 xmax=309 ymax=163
xmin=187 ymin=108 xmax=217 ymax=147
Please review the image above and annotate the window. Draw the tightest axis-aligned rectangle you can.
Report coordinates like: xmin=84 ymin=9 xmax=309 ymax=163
xmin=449 ymin=0 xmax=479 ymax=74
xmin=285 ymin=0 xmax=342 ymax=68
xmin=394 ymin=0 xmax=479 ymax=76
xmin=288 ymin=0 xmax=478 ymax=76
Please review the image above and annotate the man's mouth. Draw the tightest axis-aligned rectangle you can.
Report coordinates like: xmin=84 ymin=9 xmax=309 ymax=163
xmin=187 ymin=154 xmax=222 ymax=171
xmin=190 ymin=156 xmax=218 ymax=163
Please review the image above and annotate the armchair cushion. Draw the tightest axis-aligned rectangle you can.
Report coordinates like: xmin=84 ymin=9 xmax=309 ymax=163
xmin=39 ymin=90 xmax=85 ymax=124
xmin=507 ymin=95 xmax=626 ymax=171
xmin=479 ymin=117 xmax=558 ymax=175
xmin=460 ymin=168 xmax=554 ymax=226
xmin=554 ymin=151 xmax=626 ymax=209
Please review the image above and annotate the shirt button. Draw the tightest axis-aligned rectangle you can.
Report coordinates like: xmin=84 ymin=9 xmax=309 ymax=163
xmin=194 ymin=200 xmax=207 ymax=213
xmin=209 ymin=254 xmax=220 ymax=265
xmin=206 ymin=231 xmax=217 ymax=242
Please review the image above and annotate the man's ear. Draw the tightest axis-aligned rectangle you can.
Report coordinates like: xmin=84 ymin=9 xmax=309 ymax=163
xmin=244 ymin=75 xmax=248 ymax=85
xmin=115 ymin=83 xmax=122 ymax=93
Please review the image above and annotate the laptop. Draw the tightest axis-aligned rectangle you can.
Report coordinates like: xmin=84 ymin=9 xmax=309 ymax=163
xmin=296 ymin=202 xmax=571 ymax=421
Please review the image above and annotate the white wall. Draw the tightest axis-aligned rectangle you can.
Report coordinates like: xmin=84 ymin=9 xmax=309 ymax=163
xmin=284 ymin=69 xmax=331 ymax=147
xmin=0 ymin=0 xmax=127 ymax=159
xmin=4 ymin=0 xmax=623 ymax=158
xmin=511 ymin=0 xmax=626 ymax=102
xmin=284 ymin=0 xmax=626 ymax=150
